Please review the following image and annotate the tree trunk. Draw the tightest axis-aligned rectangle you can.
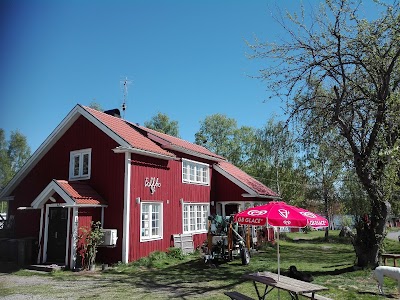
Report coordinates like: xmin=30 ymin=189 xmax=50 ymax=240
xmin=323 ymin=177 xmax=329 ymax=241
xmin=352 ymin=201 xmax=388 ymax=268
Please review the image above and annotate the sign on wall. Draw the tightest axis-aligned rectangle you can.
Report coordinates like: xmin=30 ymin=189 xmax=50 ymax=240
xmin=145 ymin=177 xmax=161 ymax=194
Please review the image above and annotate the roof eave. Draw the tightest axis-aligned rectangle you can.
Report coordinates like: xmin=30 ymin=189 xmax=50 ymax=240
xmin=69 ymin=204 xmax=108 ymax=207
xmin=241 ymin=193 xmax=281 ymax=200
xmin=113 ymin=146 xmax=177 ymax=160
xmin=164 ymin=145 xmax=224 ymax=162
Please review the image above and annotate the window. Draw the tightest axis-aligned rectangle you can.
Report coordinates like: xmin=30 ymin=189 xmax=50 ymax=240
xmin=183 ymin=203 xmax=209 ymax=233
xmin=182 ymin=159 xmax=209 ymax=185
xmin=141 ymin=202 xmax=163 ymax=241
xmin=69 ymin=149 xmax=91 ymax=180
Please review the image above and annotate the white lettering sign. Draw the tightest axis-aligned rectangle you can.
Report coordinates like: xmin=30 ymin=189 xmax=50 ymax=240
xmin=237 ymin=216 xmax=264 ymax=225
xmin=247 ymin=210 xmax=268 ymax=216
xmin=309 ymin=220 xmax=327 ymax=226
xmin=145 ymin=177 xmax=161 ymax=194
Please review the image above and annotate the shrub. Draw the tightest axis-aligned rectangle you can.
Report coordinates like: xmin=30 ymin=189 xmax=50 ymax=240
xmin=149 ymin=250 xmax=168 ymax=261
xmin=167 ymin=247 xmax=185 ymax=260
xmin=78 ymin=221 xmax=104 ymax=270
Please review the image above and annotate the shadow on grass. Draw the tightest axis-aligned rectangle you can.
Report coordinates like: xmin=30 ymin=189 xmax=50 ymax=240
xmin=358 ymin=291 xmax=396 ymax=298
xmin=276 ymin=264 xmax=356 ymax=277
xmin=64 ymin=258 xmax=252 ymax=299
xmin=48 ymin=237 xmax=364 ymax=298
xmin=100 ymin=251 xmax=358 ymax=299
xmin=130 ymin=259 xmax=250 ymax=298
xmin=284 ymin=235 xmax=352 ymax=244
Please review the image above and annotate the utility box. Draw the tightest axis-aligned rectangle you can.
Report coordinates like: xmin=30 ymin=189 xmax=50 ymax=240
xmin=100 ymin=229 xmax=118 ymax=247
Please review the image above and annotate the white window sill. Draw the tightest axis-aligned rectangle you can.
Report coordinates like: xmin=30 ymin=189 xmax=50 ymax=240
xmin=69 ymin=176 xmax=90 ymax=181
xmin=183 ymin=230 xmax=207 ymax=235
xmin=140 ymin=236 xmax=163 ymax=243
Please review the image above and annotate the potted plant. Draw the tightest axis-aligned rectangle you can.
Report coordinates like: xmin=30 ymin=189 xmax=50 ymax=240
xmin=78 ymin=221 xmax=104 ymax=271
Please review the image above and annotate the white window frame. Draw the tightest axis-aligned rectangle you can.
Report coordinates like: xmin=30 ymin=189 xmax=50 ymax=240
xmin=182 ymin=203 xmax=209 ymax=234
xmin=182 ymin=159 xmax=210 ymax=185
xmin=140 ymin=201 xmax=163 ymax=242
xmin=69 ymin=148 xmax=92 ymax=180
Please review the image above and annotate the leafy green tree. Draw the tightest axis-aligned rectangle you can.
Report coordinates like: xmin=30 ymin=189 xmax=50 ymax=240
xmin=195 ymin=114 xmax=258 ymax=167
xmin=249 ymin=0 xmax=400 ymax=266
xmin=248 ymin=118 xmax=306 ymax=203
xmin=230 ymin=126 xmax=257 ymax=168
xmin=305 ymin=139 xmax=344 ymax=239
xmin=0 ymin=129 xmax=31 ymax=213
xmin=144 ymin=112 xmax=180 ymax=137
xmin=0 ymin=129 xmax=31 ymax=190
xmin=195 ymin=114 xmax=237 ymax=158
xmin=0 ymin=130 xmax=11 ymax=191
xmin=340 ymin=169 xmax=370 ymax=220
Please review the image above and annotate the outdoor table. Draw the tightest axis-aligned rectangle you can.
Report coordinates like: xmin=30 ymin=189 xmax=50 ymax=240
xmin=382 ymin=253 xmax=400 ymax=267
xmin=243 ymin=271 xmax=329 ymax=300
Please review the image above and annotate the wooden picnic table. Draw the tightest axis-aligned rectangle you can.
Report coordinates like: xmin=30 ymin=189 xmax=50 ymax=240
xmin=243 ymin=271 xmax=330 ymax=300
xmin=381 ymin=253 xmax=400 ymax=267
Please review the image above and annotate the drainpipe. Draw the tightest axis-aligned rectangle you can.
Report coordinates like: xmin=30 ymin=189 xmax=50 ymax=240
xmin=122 ymin=152 xmax=131 ymax=263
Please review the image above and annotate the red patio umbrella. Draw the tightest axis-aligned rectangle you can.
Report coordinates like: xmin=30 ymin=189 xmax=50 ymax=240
xmin=234 ymin=201 xmax=328 ymax=228
xmin=234 ymin=201 xmax=329 ymax=278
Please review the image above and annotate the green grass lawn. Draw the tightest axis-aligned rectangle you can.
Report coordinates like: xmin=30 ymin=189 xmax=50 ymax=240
xmin=2 ymin=230 xmax=400 ymax=299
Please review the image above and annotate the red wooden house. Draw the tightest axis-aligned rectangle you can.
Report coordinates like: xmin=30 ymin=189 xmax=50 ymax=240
xmin=0 ymin=104 xmax=279 ymax=268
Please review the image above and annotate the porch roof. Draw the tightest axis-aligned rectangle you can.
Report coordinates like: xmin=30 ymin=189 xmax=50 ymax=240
xmin=30 ymin=179 xmax=107 ymax=209
xmin=55 ymin=180 xmax=107 ymax=206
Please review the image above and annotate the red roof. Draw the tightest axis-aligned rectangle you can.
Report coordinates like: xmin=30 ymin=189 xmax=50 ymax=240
xmin=83 ymin=106 xmax=275 ymax=198
xmin=0 ymin=104 xmax=277 ymax=201
xmin=83 ymin=106 xmax=175 ymax=158
xmin=55 ymin=180 xmax=107 ymax=206
xmin=131 ymin=123 xmax=225 ymax=160
xmin=216 ymin=161 xmax=279 ymax=197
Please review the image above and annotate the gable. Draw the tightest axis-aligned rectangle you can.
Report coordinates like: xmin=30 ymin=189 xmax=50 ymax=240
xmin=0 ymin=105 xmax=175 ymax=200
xmin=214 ymin=161 xmax=280 ymax=199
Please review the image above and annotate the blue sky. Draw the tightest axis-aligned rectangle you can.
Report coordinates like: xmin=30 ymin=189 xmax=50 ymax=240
xmin=0 ymin=0 xmax=384 ymax=153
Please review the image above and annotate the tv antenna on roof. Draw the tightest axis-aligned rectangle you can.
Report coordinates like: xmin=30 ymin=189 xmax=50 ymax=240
xmin=120 ymin=77 xmax=132 ymax=118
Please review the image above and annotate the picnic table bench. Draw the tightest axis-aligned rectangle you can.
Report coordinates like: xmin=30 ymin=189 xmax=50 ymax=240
xmin=224 ymin=291 xmax=255 ymax=300
xmin=242 ymin=271 xmax=332 ymax=300
xmin=381 ymin=253 xmax=400 ymax=267
xmin=302 ymin=292 xmax=333 ymax=300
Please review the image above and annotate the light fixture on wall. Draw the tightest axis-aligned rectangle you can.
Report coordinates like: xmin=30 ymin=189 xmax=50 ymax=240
xmin=136 ymin=197 xmax=141 ymax=204
xmin=180 ymin=198 xmax=184 ymax=205
xmin=211 ymin=201 xmax=215 ymax=206
xmin=49 ymin=196 xmax=56 ymax=203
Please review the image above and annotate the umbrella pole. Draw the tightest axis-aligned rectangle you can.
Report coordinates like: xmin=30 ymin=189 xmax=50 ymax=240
xmin=277 ymin=227 xmax=280 ymax=280
xmin=277 ymin=227 xmax=280 ymax=300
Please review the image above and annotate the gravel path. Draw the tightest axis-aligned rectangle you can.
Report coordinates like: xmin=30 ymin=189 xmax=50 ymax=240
xmin=0 ymin=272 xmax=64 ymax=300
xmin=0 ymin=266 xmax=222 ymax=299
xmin=387 ymin=230 xmax=400 ymax=241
